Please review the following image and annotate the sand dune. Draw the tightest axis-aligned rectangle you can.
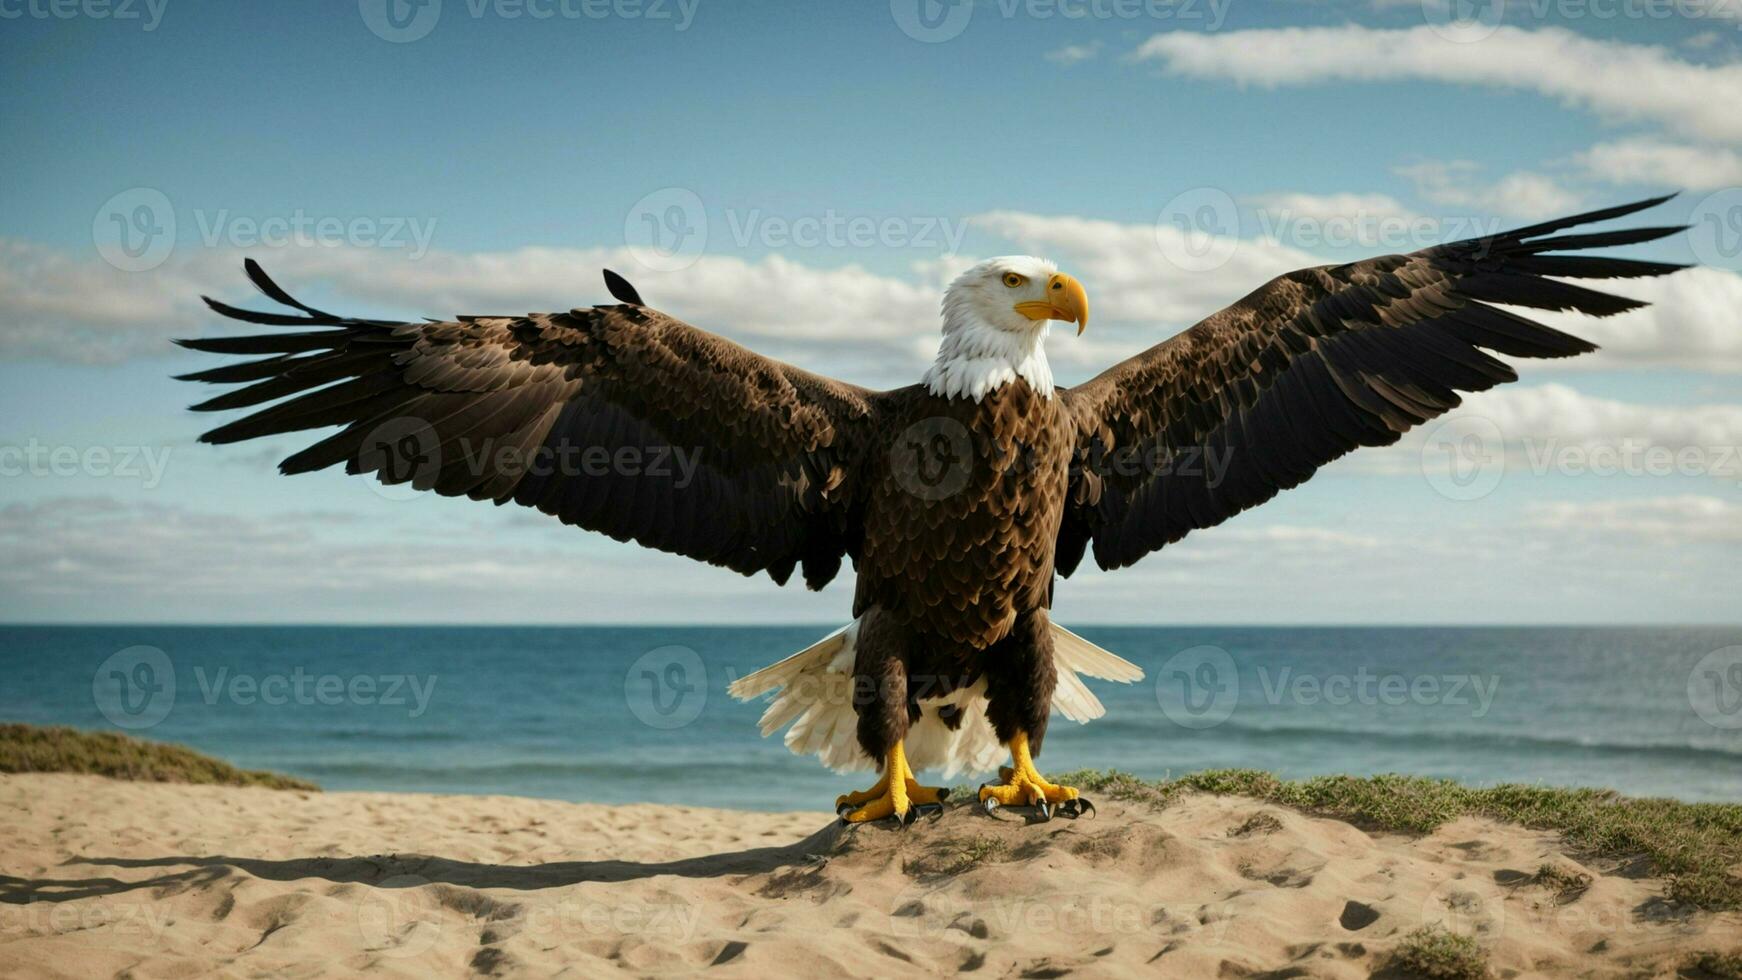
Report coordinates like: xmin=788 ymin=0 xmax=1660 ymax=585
xmin=1 ymin=773 xmax=1735 ymax=977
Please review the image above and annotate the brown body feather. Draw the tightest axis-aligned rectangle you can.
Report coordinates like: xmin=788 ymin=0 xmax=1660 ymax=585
xmin=177 ymin=195 xmax=1688 ymax=768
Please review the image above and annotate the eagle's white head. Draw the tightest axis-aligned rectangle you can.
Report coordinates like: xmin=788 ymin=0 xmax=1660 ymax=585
xmin=924 ymin=255 xmax=1089 ymax=402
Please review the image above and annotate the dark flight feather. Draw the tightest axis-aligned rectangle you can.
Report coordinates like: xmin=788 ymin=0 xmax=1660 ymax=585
xmin=602 ymin=268 xmax=644 ymax=306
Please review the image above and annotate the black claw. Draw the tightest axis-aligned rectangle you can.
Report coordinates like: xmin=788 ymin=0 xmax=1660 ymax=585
xmin=899 ymin=808 xmax=919 ymax=828
xmin=837 ymin=802 xmax=855 ymax=818
xmin=1036 ymin=800 xmax=1052 ymax=822
xmin=1058 ymin=797 xmax=1094 ymax=819
xmin=936 ymin=787 xmax=951 ymax=802
xmin=981 ymin=796 xmax=1000 ymax=816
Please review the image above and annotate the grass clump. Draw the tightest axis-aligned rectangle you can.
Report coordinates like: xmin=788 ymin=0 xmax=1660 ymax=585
xmin=1054 ymin=768 xmax=1741 ymax=911
xmin=1041 ymin=767 xmax=1191 ymax=808
xmin=904 ymin=834 xmax=1009 ymax=878
xmin=0 ymin=723 xmax=317 ymax=791
xmin=1682 ymin=950 xmax=1742 ymax=979
xmin=1530 ymin=862 xmax=1593 ymax=904
xmin=1228 ymin=811 xmax=1283 ymax=838
xmin=1387 ymin=925 xmax=1489 ymax=980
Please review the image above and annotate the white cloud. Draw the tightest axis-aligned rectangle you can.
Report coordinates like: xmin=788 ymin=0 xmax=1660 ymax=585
xmin=6 ymin=209 xmax=1738 ymax=377
xmin=1474 ymin=384 xmax=1742 ymax=455
xmin=0 ymin=240 xmax=215 ymax=363
xmin=1573 ymin=137 xmax=1742 ymax=190
xmin=1394 ymin=160 xmax=1583 ymax=218
xmin=0 ymin=497 xmax=852 ymax=624
xmin=0 ymin=239 xmax=943 ymax=386
xmin=1052 ymin=492 xmax=1742 ymax=623
xmin=1521 ymin=266 xmax=1742 ymax=373
xmin=1045 ymin=41 xmax=1101 ymax=65
xmin=1682 ymin=31 xmax=1723 ymax=51
xmin=1244 ymin=192 xmax=1420 ymax=225
xmin=1205 ymin=524 xmax=1383 ymax=549
xmin=1371 ymin=382 xmax=1742 ymax=479
xmin=1134 ymin=26 xmax=1742 ymax=144
xmin=1523 ymin=495 xmax=1742 ymax=543
xmin=1244 ymin=192 xmax=1520 ymax=252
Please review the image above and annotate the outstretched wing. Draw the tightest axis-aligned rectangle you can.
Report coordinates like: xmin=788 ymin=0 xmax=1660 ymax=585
xmin=178 ymin=261 xmax=882 ymax=589
xmin=1057 ymin=195 xmax=1688 ymax=575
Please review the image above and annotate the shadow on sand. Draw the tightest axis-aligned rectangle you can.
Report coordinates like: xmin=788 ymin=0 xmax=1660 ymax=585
xmin=0 ymin=820 xmax=848 ymax=904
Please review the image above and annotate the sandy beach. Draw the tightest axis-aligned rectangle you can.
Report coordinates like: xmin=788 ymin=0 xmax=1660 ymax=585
xmin=1 ymin=773 xmax=1736 ymax=977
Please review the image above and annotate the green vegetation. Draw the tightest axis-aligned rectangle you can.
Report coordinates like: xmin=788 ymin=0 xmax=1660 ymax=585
xmin=1387 ymin=925 xmax=1490 ymax=980
xmin=1055 ymin=768 xmax=1742 ymax=911
xmin=0 ymin=723 xmax=317 ymax=791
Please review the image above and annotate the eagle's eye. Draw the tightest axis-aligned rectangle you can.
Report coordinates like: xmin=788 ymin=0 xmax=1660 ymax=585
xmin=1001 ymin=272 xmax=1027 ymax=288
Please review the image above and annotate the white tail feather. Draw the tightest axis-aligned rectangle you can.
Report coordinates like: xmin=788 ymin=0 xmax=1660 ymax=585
xmin=1053 ymin=623 xmax=1146 ymax=683
xmin=728 ymin=619 xmax=1144 ymax=778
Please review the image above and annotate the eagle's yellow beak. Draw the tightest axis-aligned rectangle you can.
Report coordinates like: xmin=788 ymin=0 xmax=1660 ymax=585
xmin=1014 ymin=273 xmax=1089 ymax=335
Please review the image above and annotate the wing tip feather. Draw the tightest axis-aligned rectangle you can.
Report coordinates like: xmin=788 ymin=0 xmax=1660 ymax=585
xmin=602 ymin=268 xmax=645 ymax=306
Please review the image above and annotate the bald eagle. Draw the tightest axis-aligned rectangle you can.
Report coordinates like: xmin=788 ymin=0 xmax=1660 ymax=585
xmin=178 ymin=195 xmax=1684 ymax=823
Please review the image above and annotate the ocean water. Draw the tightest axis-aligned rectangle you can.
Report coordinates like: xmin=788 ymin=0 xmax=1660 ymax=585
xmin=2 ymin=625 xmax=1739 ymax=808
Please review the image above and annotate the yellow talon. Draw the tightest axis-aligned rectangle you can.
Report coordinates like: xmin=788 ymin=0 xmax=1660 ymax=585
xmin=835 ymin=770 xmax=890 ymax=810
xmin=839 ymin=741 xmax=945 ymax=823
xmin=906 ymin=782 xmax=947 ymax=805
xmin=978 ymin=731 xmax=1080 ymax=808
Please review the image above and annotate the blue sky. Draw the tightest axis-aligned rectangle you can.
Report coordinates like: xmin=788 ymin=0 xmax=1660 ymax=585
xmin=3 ymin=0 xmax=1740 ymax=623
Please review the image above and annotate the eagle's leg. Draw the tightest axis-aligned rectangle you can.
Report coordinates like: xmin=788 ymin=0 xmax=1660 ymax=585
xmin=838 ymin=740 xmax=946 ymax=823
xmin=839 ymin=608 xmax=948 ymax=824
xmin=979 ymin=611 xmax=1089 ymax=819
xmin=977 ymin=730 xmax=1085 ymax=816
